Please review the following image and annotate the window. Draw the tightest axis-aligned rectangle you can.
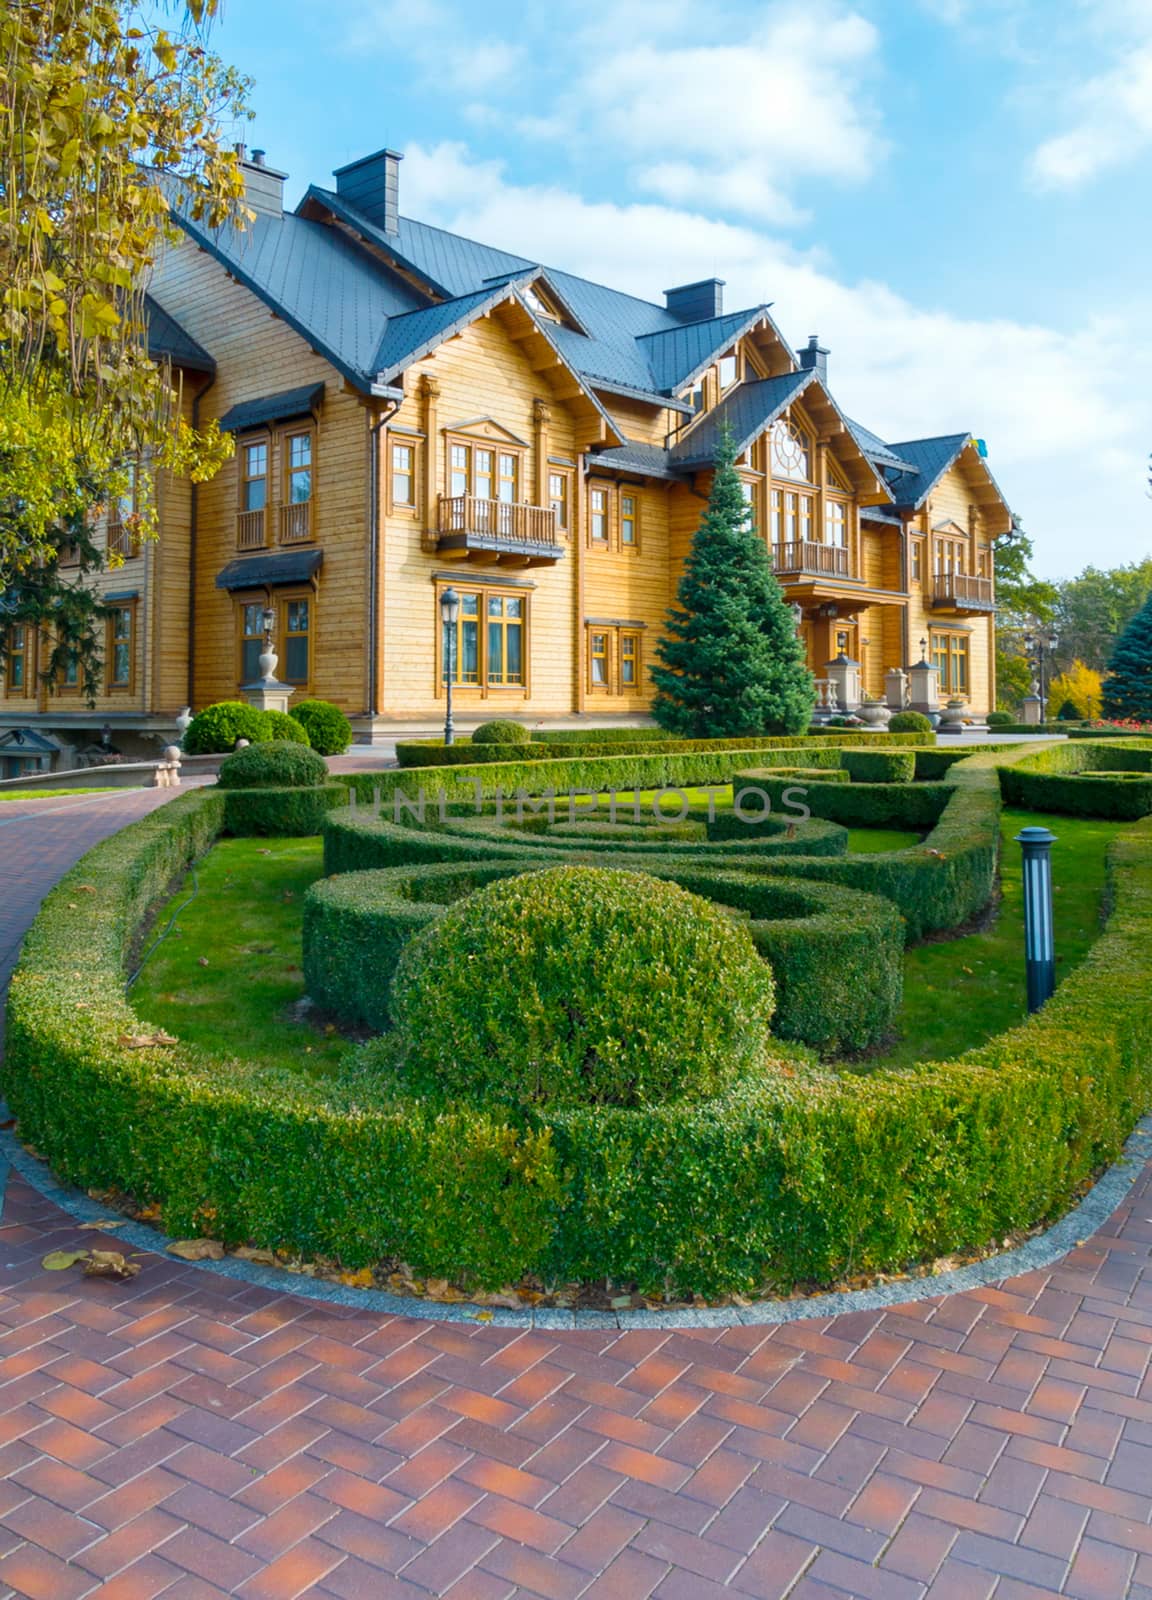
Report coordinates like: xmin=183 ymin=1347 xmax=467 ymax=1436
xmin=6 ymin=627 xmax=28 ymax=693
xmin=107 ymin=606 xmax=133 ymax=690
xmin=718 ymin=354 xmax=738 ymax=391
xmin=548 ymin=470 xmax=570 ymax=532
xmin=284 ymin=599 xmax=310 ymax=686
xmin=487 ymin=594 xmax=523 ymax=684
xmin=911 ymin=540 xmax=923 ymax=582
xmin=689 ymin=379 xmax=706 ymax=413
xmin=931 ymin=630 xmax=969 ymax=695
xmin=620 ymin=493 xmax=638 ymax=546
xmin=108 ymin=461 xmax=137 ymax=558
xmin=441 ymin=588 xmax=526 ymax=690
xmin=590 ymin=487 xmax=609 ymax=542
xmin=620 ymin=631 xmax=640 ymax=692
xmin=391 ymin=442 xmax=416 ymax=508
xmin=286 ymin=432 xmax=312 ymax=505
xmin=825 ymin=500 xmax=848 ymax=548
xmin=240 ymin=603 xmax=265 ymax=683
xmin=769 ymin=417 xmax=812 ymax=483
xmin=449 ymin=440 xmax=521 ymax=504
xmin=590 ymin=631 xmax=609 ymax=688
xmin=242 ymin=441 xmax=268 ymax=512
xmin=497 ymin=452 xmax=518 ymax=505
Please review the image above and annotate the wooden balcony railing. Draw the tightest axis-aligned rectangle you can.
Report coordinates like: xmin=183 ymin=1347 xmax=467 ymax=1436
xmin=932 ymin=573 xmax=995 ymax=611
xmin=437 ymin=495 xmax=559 ymax=552
xmin=279 ymin=501 xmax=312 ymax=545
xmin=106 ymin=519 xmax=131 ymax=559
xmin=772 ymin=540 xmax=852 ymax=579
xmin=236 ymin=509 xmax=266 ymax=550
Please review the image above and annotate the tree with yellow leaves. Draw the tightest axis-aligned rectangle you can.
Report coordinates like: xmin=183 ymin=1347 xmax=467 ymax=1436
xmin=1047 ymin=659 xmax=1103 ymax=721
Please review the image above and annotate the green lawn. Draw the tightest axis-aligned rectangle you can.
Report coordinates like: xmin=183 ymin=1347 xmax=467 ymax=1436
xmin=0 ymin=786 xmax=118 ymax=801
xmin=845 ymin=827 xmax=922 ymax=853
xmin=851 ymin=806 xmax=1124 ymax=1071
xmin=132 ymin=837 xmax=348 ymax=1075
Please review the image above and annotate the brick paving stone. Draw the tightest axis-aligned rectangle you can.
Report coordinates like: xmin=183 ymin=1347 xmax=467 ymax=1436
xmin=3 ymin=790 xmax=1152 ymax=1597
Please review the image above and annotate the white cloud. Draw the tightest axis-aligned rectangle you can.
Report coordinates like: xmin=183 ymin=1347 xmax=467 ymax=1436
xmin=341 ymin=0 xmax=523 ymax=95
xmin=403 ymin=141 xmax=1152 ymax=575
xmin=1028 ymin=0 xmax=1152 ymax=186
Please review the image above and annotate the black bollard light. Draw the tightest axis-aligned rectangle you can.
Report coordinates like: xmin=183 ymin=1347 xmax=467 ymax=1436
xmin=1015 ymin=826 xmax=1057 ymax=1012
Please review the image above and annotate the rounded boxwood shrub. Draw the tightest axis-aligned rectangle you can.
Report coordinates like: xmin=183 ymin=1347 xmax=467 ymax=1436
xmin=292 ymin=699 xmax=353 ymax=756
xmin=261 ymin=710 xmax=310 ymax=746
xmin=390 ymin=866 xmax=776 ymax=1110
xmin=471 ymin=719 xmax=531 ymax=746
xmin=183 ymin=701 xmax=269 ymax=754
xmin=888 ymin=710 xmax=933 ymax=734
xmin=218 ymin=740 xmax=328 ymax=790
xmin=986 ymin=711 xmax=1015 ymax=728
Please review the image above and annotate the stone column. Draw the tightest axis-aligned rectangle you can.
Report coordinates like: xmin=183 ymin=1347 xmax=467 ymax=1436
xmin=907 ymin=658 xmax=940 ymax=717
xmin=885 ymin=668 xmax=908 ymax=711
xmin=825 ymin=653 xmax=860 ymax=713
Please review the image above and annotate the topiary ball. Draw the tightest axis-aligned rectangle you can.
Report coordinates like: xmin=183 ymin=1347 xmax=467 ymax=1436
xmin=471 ymin=719 xmax=530 ymax=746
xmin=391 ymin=865 xmax=775 ymax=1110
xmin=183 ymin=701 xmax=269 ymax=754
xmin=887 ymin=710 xmax=933 ymax=734
xmin=217 ymin=740 xmax=328 ymax=790
xmin=986 ymin=711 xmax=1015 ymax=727
xmin=261 ymin=710 xmax=310 ymax=746
xmin=292 ymin=699 xmax=353 ymax=755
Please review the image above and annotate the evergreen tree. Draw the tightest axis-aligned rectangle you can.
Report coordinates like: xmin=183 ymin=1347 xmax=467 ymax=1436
xmin=1102 ymin=593 xmax=1152 ymax=721
xmin=650 ymin=428 xmax=814 ymax=737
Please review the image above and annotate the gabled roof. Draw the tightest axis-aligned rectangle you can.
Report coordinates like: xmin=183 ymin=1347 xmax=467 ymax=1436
xmin=670 ymin=371 xmax=813 ymax=467
xmin=145 ymin=295 xmax=214 ymax=374
xmin=587 ymin=441 xmax=685 ymax=482
xmin=882 ymin=434 xmax=972 ymax=508
xmin=218 ymin=383 xmax=324 ymax=434
xmin=374 ymin=281 xmax=534 ymax=378
xmin=846 ymin=417 xmax=917 ymax=476
xmin=637 ymin=307 xmax=772 ymax=394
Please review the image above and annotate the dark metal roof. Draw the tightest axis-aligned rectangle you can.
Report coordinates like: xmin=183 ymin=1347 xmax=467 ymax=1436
xmin=218 ymin=384 xmax=325 ymax=434
xmin=374 ymin=283 xmax=532 ymax=378
xmin=145 ymin=295 xmax=214 ymax=374
xmin=637 ymin=307 xmax=771 ymax=393
xmin=215 ymin=549 xmax=323 ymax=591
xmin=671 ymin=372 xmax=812 ymax=467
xmin=883 ymin=434 xmax=972 ymax=508
xmin=846 ymin=418 xmax=918 ymax=475
xmin=860 ymin=504 xmax=903 ymax=527
xmin=587 ymin=442 xmax=685 ymax=482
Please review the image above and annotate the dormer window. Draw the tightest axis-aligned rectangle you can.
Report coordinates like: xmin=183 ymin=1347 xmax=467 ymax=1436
xmin=718 ymin=354 xmax=738 ymax=391
xmin=770 ymin=417 xmax=812 ymax=483
xmin=523 ymin=285 xmax=558 ymax=323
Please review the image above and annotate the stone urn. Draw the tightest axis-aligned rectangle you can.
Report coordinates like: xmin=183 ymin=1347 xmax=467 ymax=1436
xmin=937 ymin=698 xmax=968 ymax=735
xmin=858 ymin=699 xmax=892 ymax=728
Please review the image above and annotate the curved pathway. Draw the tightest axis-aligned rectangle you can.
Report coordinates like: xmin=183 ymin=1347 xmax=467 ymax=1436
xmin=0 ymin=791 xmax=1150 ymax=1600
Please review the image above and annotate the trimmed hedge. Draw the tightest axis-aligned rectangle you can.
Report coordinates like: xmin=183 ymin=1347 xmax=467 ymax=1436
xmin=218 ymin=741 xmax=328 ymax=790
xmin=6 ymin=784 xmax=1150 ymax=1296
xmin=840 ymin=749 xmax=916 ymax=784
xmin=220 ymin=783 xmax=349 ymax=838
xmin=716 ymin=769 xmax=951 ymax=830
xmin=261 ymin=711 xmax=310 ymax=746
xmin=888 ymin=711 xmax=933 ymax=734
xmin=292 ymin=700 xmax=353 ymax=755
xmin=998 ymin=740 xmax=1152 ymax=820
xmin=471 ymin=719 xmax=531 ymax=746
xmin=394 ymin=730 xmax=929 ymax=769
xmin=183 ymin=701 xmax=269 ymax=754
xmin=303 ymin=859 xmax=902 ymax=1053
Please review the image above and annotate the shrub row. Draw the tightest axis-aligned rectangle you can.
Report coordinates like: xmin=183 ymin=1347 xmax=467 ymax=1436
xmin=6 ymin=787 xmax=1150 ymax=1297
xmin=220 ymin=784 xmax=349 ymax=838
xmin=998 ymin=740 xmax=1152 ymax=820
xmin=712 ymin=770 xmax=951 ymax=831
xmin=394 ymin=730 xmax=928 ymax=769
xmin=303 ymin=860 xmax=903 ymax=1055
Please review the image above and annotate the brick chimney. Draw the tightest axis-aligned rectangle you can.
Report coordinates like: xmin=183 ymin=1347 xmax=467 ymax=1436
xmin=799 ymin=334 xmax=829 ymax=383
xmin=236 ymin=144 xmax=287 ymax=216
xmin=333 ymin=148 xmax=403 ymax=237
xmin=663 ymin=278 xmax=725 ymax=322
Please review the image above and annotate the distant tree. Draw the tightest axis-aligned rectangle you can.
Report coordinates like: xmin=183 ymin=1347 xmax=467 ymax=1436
xmin=650 ymin=429 xmax=814 ymax=737
xmin=1101 ymin=594 xmax=1152 ymax=722
xmin=1054 ymin=560 xmax=1152 ymax=673
xmin=1046 ymin=660 xmax=1103 ymax=722
xmin=993 ymin=518 xmax=1058 ymax=710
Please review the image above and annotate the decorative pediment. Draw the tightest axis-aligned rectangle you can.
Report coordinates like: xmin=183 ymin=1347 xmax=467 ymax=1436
xmin=932 ymin=518 xmax=968 ymax=536
xmin=443 ymin=417 xmax=530 ymax=448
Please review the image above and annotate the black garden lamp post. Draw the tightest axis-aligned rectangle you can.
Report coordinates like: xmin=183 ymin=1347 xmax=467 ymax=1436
xmin=440 ymin=586 xmax=460 ymax=747
xmin=1023 ymin=628 xmax=1059 ymax=719
xmin=1016 ymin=825 xmax=1058 ymax=1012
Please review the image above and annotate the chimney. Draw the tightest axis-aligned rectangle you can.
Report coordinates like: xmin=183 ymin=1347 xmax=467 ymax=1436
xmin=235 ymin=143 xmax=287 ymax=215
xmin=799 ymin=334 xmax=829 ymax=383
xmin=663 ymin=278 xmax=725 ymax=322
xmin=333 ymin=148 xmax=403 ymax=237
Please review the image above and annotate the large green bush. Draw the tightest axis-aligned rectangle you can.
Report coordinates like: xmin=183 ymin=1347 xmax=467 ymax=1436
xmin=471 ymin=719 xmax=531 ymax=746
xmin=261 ymin=711 xmax=310 ymax=746
xmin=217 ymin=740 xmax=328 ymax=790
xmin=292 ymin=699 xmax=354 ymax=755
xmin=5 ymin=784 xmax=1150 ymax=1297
xmin=888 ymin=710 xmax=933 ymax=734
xmin=183 ymin=701 xmax=269 ymax=754
xmin=389 ymin=867 xmax=776 ymax=1110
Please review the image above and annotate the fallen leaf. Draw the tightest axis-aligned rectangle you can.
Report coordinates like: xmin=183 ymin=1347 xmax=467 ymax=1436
xmin=117 ymin=1031 xmax=177 ymax=1049
xmin=42 ymin=1249 xmax=90 ymax=1271
xmin=337 ymin=1268 xmax=374 ymax=1289
xmin=232 ymin=1246 xmax=277 ymax=1265
xmin=197 ymin=956 xmax=209 ymax=967
xmin=167 ymin=1239 xmax=225 ymax=1261
xmin=78 ymin=1219 xmax=127 ymax=1231
xmin=84 ymin=1251 xmax=140 ymax=1281
xmin=471 ymin=1309 xmax=495 ymax=1323
xmin=76 ymin=884 xmax=96 ymax=894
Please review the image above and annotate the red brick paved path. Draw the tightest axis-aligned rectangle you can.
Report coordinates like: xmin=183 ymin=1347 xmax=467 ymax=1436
xmin=1 ymin=792 xmax=1151 ymax=1599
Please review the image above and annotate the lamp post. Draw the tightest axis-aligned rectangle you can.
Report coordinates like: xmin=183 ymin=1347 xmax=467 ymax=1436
xmin=1016 ymin=826 xmax=1058 ymax=1012
xmin=440 ymin=587 xmax=460 ymax=747
xmin=1023 ymin=628 xmax=1059 ymax=719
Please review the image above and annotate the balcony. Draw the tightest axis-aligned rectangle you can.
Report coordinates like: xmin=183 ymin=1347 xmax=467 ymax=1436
xmin=772 ymin=540 xmax=853 ymax=580
xmin=236 ymin=509 xmax=266 ymax=550
xmin=931 ymin=573 xmax=995 ymax=614
xmin=279 ymin=501 xmax=312 ymax=545
xmin=435 ymin=495 xmax=561 ymax=565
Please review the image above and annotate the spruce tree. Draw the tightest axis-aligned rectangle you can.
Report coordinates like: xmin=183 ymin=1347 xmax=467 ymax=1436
xmin=1102 ymin=592 xmax=1152 ymax=721
xmin=650 ymin=428 xmax=815 ymax=737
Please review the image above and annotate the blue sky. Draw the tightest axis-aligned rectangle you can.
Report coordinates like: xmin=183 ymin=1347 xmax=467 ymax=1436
xmin=205 ymin=0 xmax=1152 ymax=579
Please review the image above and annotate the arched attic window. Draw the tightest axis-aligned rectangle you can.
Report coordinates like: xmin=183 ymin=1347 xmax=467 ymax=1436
xmin=770 ymin=416 xmax=812 ymax=483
